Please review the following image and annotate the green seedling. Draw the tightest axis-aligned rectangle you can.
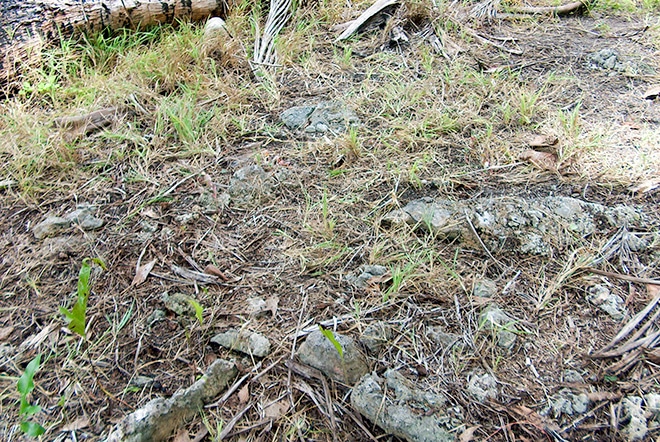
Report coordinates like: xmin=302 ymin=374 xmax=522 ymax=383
xmin=318 ymin=325 xmax=343 ymax=359
xmin=60 ymin=257 xmax=107 ymax=339
xmin=17 ymin=354 xmax=45 ymax=437
xmin=188 ymin=299 xmax=204 ymax=325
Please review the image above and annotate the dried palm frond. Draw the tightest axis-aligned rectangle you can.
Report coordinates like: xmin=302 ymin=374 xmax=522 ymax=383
xmin=252 ymin=0 xmax=292 ymax=70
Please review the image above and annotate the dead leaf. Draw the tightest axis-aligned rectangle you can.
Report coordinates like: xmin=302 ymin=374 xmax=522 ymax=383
xmin=630 ymin=178 xmax=660 ymax=194
xmin=238 ymin=384 xmax=249 ymax=404
xmin=648 ymin=284 xmax=660 ymax=298
xmin=520 ymin=150 xmax=558 ymax=172
xmin=0 ymin=326 xmax=14 ymax=342
xmin=172 ymin=429 xmax=192 ymax=442
xmin=264 ymin=399 xmax=290 ymax=420
xmin=132 ymin=259 xmax=156 ymax=286
xmin=142 ymin=207 xmax=159 ymax=219
xmin=265 ymin=296 xmax=279 ymax=317
xmin=459 ymin=425 xmax=481 ymax=442
xmin=60 ymin=416 xmax=90 ymax=432
xmin=204 ymin=264 xmax=228 ymax=281
xmin=20 ymin=324 xmax=57 ymax=350
xmin=644 ymin=85 xmax=660 ymax=100
xmin=528 ymin=134 xmax=558 ymax=148
xmin=642 ymin=347 xmax=660 ymax=364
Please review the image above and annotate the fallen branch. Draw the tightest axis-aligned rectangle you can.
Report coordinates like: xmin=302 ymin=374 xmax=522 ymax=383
xmin=507 ymin=0 xmax=587 ymax=16
xmin=335 ymin=0 xmax=399 ymax=42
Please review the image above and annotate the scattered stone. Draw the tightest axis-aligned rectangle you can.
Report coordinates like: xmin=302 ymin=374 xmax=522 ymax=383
xmin=360 ymin=322 xmax=392 ymax=354
xmin=146 ymin=309 xmax=166 ymax=328
xmin=107 ymin=359 xmax=237 ymax=442
xmin=131 ymin=375 xmax=156 ymax=388
xmin=228 ymin=165 xmax=274 ymax=207
xmin=467 ymin=371 xmax=498 ymax=403
xmin=586 ymin=284 xmax=627 ymax=321
xmin=479 ymin=304 xmax=518 ymax=350
xmin=351 ymin=370 xmax=459 ymax=442
xmin=427 ymin=327 xmax=463 ymax=350
xmin=174 ymin=212 xmax=198 ymax=224
xmin=473 ymin=278 xmax=498 ymax=298
xmin=280 ymin=101 xmax=360 ymax=135
xmin=33 ymin=216 xmax=71 ymax=239
xmin=65 ymin=204 xmax=104 ymax=231
xmin=562 ymin=369 xmax=585 ymax=383
xmin=588 ymin=48 xmax=633 ymax=73
xmin=247 ymin=297 xmax=268 ymax=317
xmin=347 ymin=264 xmax=389 ymax=289
xmin=645 ymin=393 xmax=660 ymax=420
xmin=39 ymin=235 xmax=85 ymax=259
xmin=297 ymin=330 xmax=369 ymax=385
xmin=382 ymin=196 xmax=643 ymax=256
xmin=622 ymin=396 xmax=647 ymax=441
xmin=541 ymin=389 xmax=590 ymax=418
xmin=162 ymin=293 xmax=197 ymax=318
xmin=198 ymin=191 xmax=229 ymax=214
xmin=211 ymin=329 xmax=271 ymax=357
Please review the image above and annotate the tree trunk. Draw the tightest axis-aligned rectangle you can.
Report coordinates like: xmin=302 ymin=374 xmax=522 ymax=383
xmin=1 ymin=0 xmax=228 ymax=86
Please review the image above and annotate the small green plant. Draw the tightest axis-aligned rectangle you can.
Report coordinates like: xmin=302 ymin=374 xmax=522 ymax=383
xmin=188 ymin=299 xmax=204 ymax=325
xmin=60 ymin=257 xmax=107 ymax=339
xmin=318 ymin=325 xmax=343 ymax=359
xmin=17 ymin=354 xmax=45 ymax=437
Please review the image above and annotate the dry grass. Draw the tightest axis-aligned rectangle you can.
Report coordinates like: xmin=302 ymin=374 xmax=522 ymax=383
xmin=0 ymin=0 xmax=659 ymax=440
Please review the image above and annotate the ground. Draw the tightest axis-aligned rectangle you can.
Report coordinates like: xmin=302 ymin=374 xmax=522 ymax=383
xmin=0 ymin=0 xmax=659 ymax=440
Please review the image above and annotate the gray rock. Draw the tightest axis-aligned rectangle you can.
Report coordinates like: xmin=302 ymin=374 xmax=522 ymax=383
xmin=541 ymin=389 xmax=590 ymax=418
xmin=427 ymin=327 xmax=463 ymax=350
xmin=280 ymin=101 xmax=359 ymax=135
xmin=351 ymin=370 xmax=458 ymax=442
xmin=228 ymin=165 xmax=274 ymax=207
xmin=107 ymin=359 xmax=237 ymax=442
xmin=479 ymin=304 xmax=518 ymax=349
xmin=467 ymin=372 xmax=498 ymax=403
xmin=280 ymin=105 xmax=316 ymax=130
xmin=347 ymin=264 xmax=389 ymax=289
xmin=162 ymin=293 xmax=197 ymax=318
xmin=645 ymin=393 xmax=660 ymax=419
xmin=562 ymin=369 xmax=585 ymax=383
xmin=382 ymin=196 xmax=643 ymax=256
xmin=360 ymin=322 xmax=392 ymax=353
xmin=473 ymin=278 xmax=498 ymax=298
xmin=247 ymin=297 xmax=268 ymax=317
xmin=297 ymin=330 xmax=369 ymax=385
xmin=147 ymin=309 xmax=166 ymax=328
xmin=65 ymin=204 xmax=104 ymax=231
xmin=623 ymin=396 xmax=647 ymax=441
xmin=586 ymin=284 xmax=627 ymax=321
xmin=211 ymin=329 xmax=271 ymax=357
xmin=33 ymin=216 xmax=71 ymax=239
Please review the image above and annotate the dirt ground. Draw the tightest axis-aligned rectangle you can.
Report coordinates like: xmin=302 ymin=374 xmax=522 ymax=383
xmin=1 ymin=0 xmax=659 ymax=441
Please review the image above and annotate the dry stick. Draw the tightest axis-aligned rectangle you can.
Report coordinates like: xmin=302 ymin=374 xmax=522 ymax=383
xmin=508 ymin=0 xmax=586 ymax=15
xmin=450 ymin=19 xmax=523 ymax=55
xmin=217 ymin=402 xmax=253 ymax=440
xmin=463 ymin=210 xmax=508 ymax=273
xmin=598 ymin=295 xmax=660 ymax=353
xmin=335 ymin=403 xmax=380 ymax=442
xmin=596 ymin=303 xmax=660 ymax=357
xmin=583 ymin=267 xmax=660 ymax=286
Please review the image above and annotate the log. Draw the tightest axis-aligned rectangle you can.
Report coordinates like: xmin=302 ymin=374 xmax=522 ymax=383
xmin=0 ymin=0 xmax=229 ymax=86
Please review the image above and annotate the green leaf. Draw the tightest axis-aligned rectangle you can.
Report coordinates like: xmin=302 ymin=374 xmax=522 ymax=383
xmin=21 ymin=404 xmax=41 ymax=417
xmin=188 ymin=299 xmax=204 ymax=325
xmin=318 ymin=325 xmax=343 ymax=359
xmin=20 ymin=421 xmax=45 ymax=437
xmin=17 ymin=354 xmax=41 ymax=396
xmin=77 ymin=259 xmax=92 ymax=300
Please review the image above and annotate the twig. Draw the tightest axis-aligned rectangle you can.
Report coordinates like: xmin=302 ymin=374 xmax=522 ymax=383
xmin=583 ymin=267 xmax=660 ymax=286
xmin=464 ymin=209 xmax=508 ymax=272
xmin=507 ymin=1 xmax=586 ymax=15
xmin=218 ymin=402 xmax=253 ymax=439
